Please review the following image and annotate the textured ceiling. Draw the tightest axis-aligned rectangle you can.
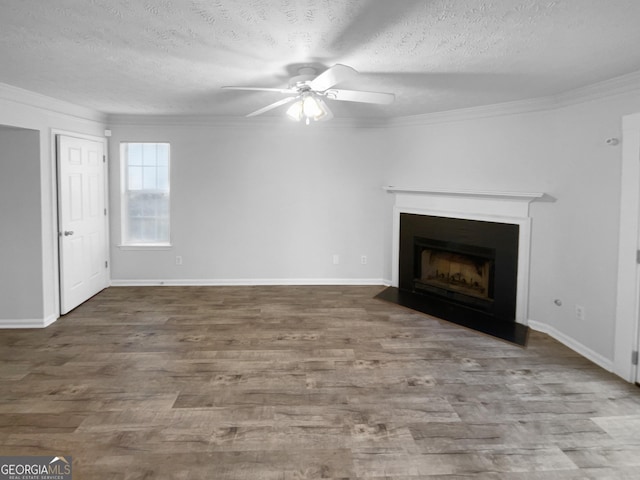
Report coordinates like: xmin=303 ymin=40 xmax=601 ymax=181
xmin=1 ymin=0 xmax=640 ymax=118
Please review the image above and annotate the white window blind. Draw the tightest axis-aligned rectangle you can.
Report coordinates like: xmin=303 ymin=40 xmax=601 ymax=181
xmin=121 ymin=142 xmax=170 ymax=245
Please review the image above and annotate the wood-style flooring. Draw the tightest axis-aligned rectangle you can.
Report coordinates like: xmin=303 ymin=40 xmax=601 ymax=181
xmin=1 ymin=285 xmax=639 ymax=479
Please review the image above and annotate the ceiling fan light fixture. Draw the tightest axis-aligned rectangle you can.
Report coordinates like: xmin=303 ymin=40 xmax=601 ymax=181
xmin=302 ymin=94 xmax=324 ymax=118
xmin=285 ymin=99 xmax=304 ymax=121
xmin=286 ymin=94 xmax=331 ymax=124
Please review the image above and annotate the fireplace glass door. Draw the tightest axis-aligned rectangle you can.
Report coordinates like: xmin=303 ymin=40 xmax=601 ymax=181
xmin=413 ymin=237 xmax=495 ymax=310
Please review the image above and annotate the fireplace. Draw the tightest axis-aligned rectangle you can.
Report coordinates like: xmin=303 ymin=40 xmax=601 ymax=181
xmin=413 ymin=237 xmax=495 ymax=310
xmin=377 ymin=209 xmax=527 ymax=344
xmin=376 ymin=187 xmax=542 ymax=345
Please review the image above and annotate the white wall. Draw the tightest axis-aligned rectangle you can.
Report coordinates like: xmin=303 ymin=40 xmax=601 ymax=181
xmin=0 ymin=84 xmax=105 ymax=326
xmin=0 ymin=126 xmax=42 ymax=320
xmin=108 ymin=120 xmax=389 ymax=284
xmin=385 ymin=90 xmax=640 ymax=364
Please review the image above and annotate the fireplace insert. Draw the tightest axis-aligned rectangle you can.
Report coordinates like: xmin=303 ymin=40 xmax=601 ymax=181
xmin=413 ymin=236 xmax=495 ymax=311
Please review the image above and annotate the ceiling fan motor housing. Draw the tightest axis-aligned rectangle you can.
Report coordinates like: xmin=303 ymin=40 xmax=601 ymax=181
xmin=288 ymin=75 xmax=315 ymax=89
xmin=288 ymin=67 xmax=319 ymax=90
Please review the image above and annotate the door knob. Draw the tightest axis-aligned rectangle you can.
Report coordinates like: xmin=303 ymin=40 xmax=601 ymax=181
xmin=63 ymin=231 xmax=74 ymax=236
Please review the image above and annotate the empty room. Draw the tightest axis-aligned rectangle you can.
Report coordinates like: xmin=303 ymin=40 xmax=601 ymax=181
xmin=1 ymin=1 xmax=640 ymax=478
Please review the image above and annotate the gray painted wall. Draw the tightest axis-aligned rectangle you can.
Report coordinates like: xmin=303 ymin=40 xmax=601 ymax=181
xmin=108 ymin=123 xmax=389 ymax=283
xmin=0 ymin=126 xmax=43 ymax=320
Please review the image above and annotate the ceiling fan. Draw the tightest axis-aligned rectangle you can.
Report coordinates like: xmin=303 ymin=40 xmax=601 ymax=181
xmin=222 ymin=64 xmax=395 ymax=124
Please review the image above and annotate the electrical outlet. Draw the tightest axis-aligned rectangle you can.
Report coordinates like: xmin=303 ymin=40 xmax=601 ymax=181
xmin=332 ymin=254 xmax=340 ymax=265
xmin=175 ymin=255 xmax=183 ymax=265
xmin=361 ymin=255 xmax=367 ymax=265
xmin=575 ymin=304 xmax=585 ymax=321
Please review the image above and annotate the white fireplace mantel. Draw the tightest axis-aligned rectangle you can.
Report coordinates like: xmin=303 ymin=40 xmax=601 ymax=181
xmin=384 ymin=186 xmax=545 ymax=219
xmin=385 ymin=186 xmax=547 ymax=326
xmin=383 ymin=186 xmax=545 ymax=201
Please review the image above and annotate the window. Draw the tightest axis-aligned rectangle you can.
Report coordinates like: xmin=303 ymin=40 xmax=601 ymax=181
xmin=121 ymin=142 xmax=170 ymax=246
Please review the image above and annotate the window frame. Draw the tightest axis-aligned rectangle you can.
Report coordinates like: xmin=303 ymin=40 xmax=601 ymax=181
xmin=119 ymin=141 xmax=172 ymax=248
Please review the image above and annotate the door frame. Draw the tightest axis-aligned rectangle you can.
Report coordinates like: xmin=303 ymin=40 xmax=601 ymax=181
xmin=51 ymin=129 xmax=110 ymax=317
xmin=614 ymin=112 xmax=640 ymax=383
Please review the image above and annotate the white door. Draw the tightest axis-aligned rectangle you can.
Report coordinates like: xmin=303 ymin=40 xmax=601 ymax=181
xmin=615 ymin=113 xmax=640 ymax=384
xmin=57 ymin=135 xmax=109 ymax=314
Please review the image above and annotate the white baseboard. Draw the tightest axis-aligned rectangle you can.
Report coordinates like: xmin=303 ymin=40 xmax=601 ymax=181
xmin=528 ymin=319 xmax=614 ymax=372
xmin=110 ymin=278 xmax=386 ymax=287
xmin=0 ymin=313 xmax=58 ymax=329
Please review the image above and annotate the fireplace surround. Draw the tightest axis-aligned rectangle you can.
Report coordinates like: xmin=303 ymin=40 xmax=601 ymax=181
xmin=400 ymin=213 xmax=519 ymax=322
xmin=378 ymin=187 xmax=544 ymax=345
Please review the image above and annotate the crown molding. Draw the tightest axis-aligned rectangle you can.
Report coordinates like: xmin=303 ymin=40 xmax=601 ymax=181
xmin=555 ymin=70 xmax=640 ymax=107
xmin=389 ymin=97 xmax=556 ymax=127
xmin=391 ymin=69 xmax=640 ymax=128
xmin=111 ymin=68 xmax=640 ymax=130
xmin=0 ymin=82 xmax=106 ymax=124
xmin=106 ymin=113 xmax=390 ymax=129
xmin=4 ymin=69 xmax=638 ymax=130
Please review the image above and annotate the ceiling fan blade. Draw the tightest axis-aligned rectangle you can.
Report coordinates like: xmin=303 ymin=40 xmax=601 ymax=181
xmin=246 ymin=96 xmax=298 ymax=117
xmin=309 ymin=64 xmax=358 ymax=91
xmin=222 ymin=86 xmax=297 ymax=94
xmin=325 ymin=88 xmax=395 ymax=105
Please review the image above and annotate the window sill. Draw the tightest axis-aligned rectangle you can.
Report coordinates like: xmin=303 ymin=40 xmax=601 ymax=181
xmin=118 ymin=244 xmax=173 ymax=251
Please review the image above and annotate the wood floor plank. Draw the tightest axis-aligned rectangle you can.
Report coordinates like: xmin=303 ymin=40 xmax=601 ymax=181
xmin=1 ymin=285 xmax=639 ymax=479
